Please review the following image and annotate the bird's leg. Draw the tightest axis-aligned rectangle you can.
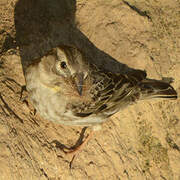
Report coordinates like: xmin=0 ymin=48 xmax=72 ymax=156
xmin=65 ymin=125 xmax=101 ymax=168
xmin=65 ymin=129 xmax=94 ymax=156
xmin=65 ymin=125 xmax=101 ymax=156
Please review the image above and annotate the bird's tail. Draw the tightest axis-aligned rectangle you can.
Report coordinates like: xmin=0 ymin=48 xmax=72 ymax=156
xmin=139 ymin=79 xmax=177 ymax=100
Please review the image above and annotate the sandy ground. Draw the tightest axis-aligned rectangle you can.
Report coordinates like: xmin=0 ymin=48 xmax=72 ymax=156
xmin=0 ymin=0 xmax=180 ymax=179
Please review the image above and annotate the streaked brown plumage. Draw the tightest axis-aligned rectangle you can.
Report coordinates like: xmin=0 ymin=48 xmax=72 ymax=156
xmin=25 ymin=45 xmax=177 ymax=153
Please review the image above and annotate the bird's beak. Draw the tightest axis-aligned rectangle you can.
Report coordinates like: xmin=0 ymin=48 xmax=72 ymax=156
xmin=74 ymin=72 xmax=84 ymax=96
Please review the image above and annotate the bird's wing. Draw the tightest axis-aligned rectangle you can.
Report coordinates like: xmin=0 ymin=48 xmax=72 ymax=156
xmin=73 ymin=69 xmax=147 ymax=117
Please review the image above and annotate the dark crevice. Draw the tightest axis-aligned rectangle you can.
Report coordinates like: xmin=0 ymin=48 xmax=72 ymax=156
xmin=123 ymin=1 xmax=151 ymax=20
xmin=1 ymin=33 xmax=17 ymax=54
xmin=5 ymin=77 xmax=22 ymax=87
xmin=160 ymin=175 xmax=167 ymax=180
xmin=150 ymin=56 xmax=155 ymax=61
xmin=2 ymin=81 xmax=16 ymax=93
xmin=166 ymin=136 xmax=180 ymax=152
xmin=0 ymin=93 xmax=24 ymax=123
xmin=40 ymin=168 xmax=49 ymax=180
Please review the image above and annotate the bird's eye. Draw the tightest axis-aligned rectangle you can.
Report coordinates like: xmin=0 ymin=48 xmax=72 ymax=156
xmin=60 ymin=61 xmax=67 ymax=69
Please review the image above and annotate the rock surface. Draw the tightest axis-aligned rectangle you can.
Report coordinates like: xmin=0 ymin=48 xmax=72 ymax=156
xmin=0 ymin=0 xmax=180 ymax=179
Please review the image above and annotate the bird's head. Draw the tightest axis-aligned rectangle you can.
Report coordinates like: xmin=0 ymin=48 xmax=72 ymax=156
xmin=40 ymin=46 xmax=89 ymax=96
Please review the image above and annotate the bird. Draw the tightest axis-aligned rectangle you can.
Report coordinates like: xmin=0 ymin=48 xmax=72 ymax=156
xmin=24 ymin=45 xmax=178 ymax=154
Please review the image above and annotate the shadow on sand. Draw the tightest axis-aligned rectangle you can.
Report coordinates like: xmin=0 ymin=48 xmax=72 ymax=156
xmin=14 ymin=0 xmax=143 ymax=74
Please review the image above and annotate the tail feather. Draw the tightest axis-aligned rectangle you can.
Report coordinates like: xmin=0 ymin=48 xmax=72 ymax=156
xmin=139 ymin=79 xmax=177 ymax=100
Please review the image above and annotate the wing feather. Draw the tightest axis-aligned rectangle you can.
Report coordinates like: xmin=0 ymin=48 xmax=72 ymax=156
xmin=73 ymin=69 xmax=147 ymax=117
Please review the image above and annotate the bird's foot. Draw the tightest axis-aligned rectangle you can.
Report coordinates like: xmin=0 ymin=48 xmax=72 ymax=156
xmin=20 ymin=85 xmax=27 ymax=101
xmin=65 ymin=130 xmax=94 ymax=156
xmin=64 ymin=128 xmax=94 ymax=169
xmin=19 ymin=85 xmax=36 ymax=115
